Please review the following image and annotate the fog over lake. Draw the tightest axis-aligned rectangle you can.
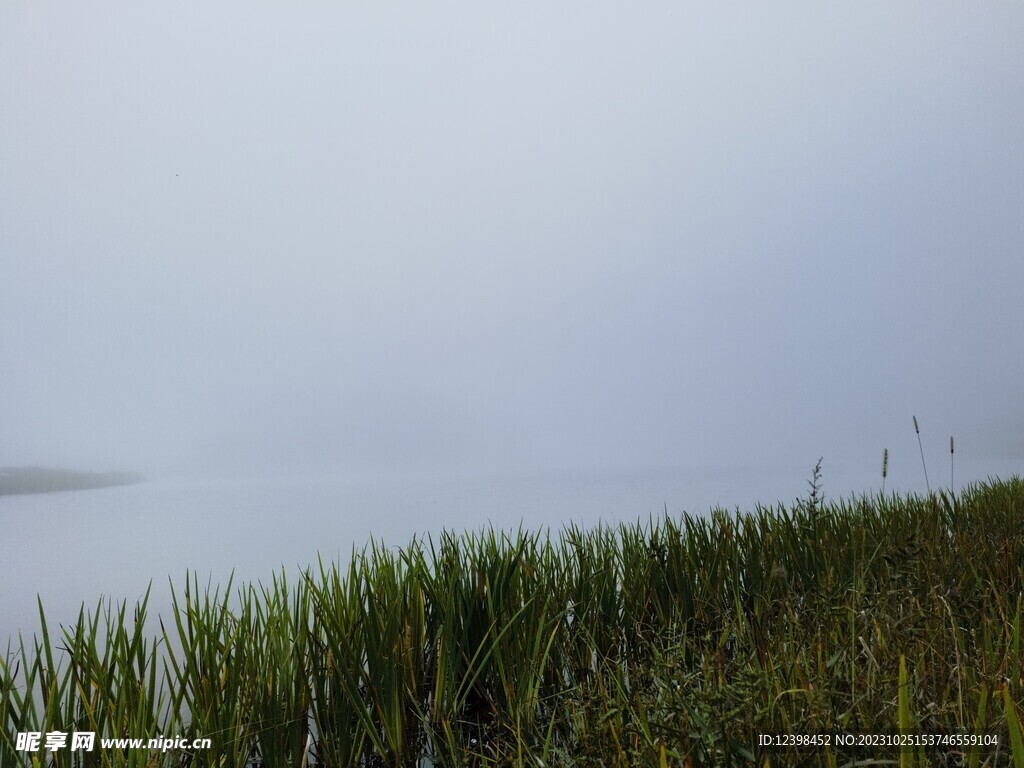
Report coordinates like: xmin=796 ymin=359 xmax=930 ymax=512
xmin=2 ymin=4 xmax=1022 ymax=640
xmin=4 ymin=457 xmax=1020 ymax=643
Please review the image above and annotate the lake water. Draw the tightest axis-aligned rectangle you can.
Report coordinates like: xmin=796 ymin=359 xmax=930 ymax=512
xmin=3 ymin=459 xmax=1020 ymax=644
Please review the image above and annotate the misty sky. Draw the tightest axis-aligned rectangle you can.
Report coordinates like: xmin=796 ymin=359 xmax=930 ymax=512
xmin=2 ymin=3 xmax=1022 ymax=480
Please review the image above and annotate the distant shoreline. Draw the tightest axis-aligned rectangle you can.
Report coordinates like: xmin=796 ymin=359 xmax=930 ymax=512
xmin=0 ymin=466 xmax=144 ymax=496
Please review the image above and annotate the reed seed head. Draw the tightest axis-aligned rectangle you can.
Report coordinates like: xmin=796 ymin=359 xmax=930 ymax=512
xmin=913 ymin=415 xmax=920 ymax=434
xmin=882 ymin=448 xmax=888 ymax=479
xmin=950 ymin=436 xmax=954 ymax=454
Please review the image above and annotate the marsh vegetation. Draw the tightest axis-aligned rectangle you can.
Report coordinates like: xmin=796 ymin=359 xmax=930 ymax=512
xmin=3 ymin=477 xmax=1023 ymax=766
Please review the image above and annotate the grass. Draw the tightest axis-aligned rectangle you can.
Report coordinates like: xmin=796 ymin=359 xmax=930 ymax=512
xmin=2 ymin=476 xmax=1024 ymax=766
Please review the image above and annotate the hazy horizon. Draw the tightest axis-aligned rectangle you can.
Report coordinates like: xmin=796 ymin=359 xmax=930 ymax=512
xmin=3 ymin=3 xmax=1022 ymax=482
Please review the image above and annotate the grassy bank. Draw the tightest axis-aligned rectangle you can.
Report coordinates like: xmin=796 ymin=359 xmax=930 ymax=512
xmin=3 ymin=477 xmax=1024 ymax=767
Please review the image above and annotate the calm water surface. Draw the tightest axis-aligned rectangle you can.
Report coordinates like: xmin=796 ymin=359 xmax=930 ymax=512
xmin=3 ymin=460 xmax=1019 ymax=643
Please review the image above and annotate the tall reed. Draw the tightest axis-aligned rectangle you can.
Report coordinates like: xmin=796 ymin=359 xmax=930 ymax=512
xmin=913 ymin=415 xmax=931 ymax=494
xmin=951 ymin=435 xmax=955 ymax=492
xmin=3 ymin=477 xmax=1024 ymax=766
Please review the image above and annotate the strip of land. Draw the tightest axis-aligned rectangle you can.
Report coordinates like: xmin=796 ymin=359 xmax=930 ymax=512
xmin=0 ymin=466 xmax=144 ymax=496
